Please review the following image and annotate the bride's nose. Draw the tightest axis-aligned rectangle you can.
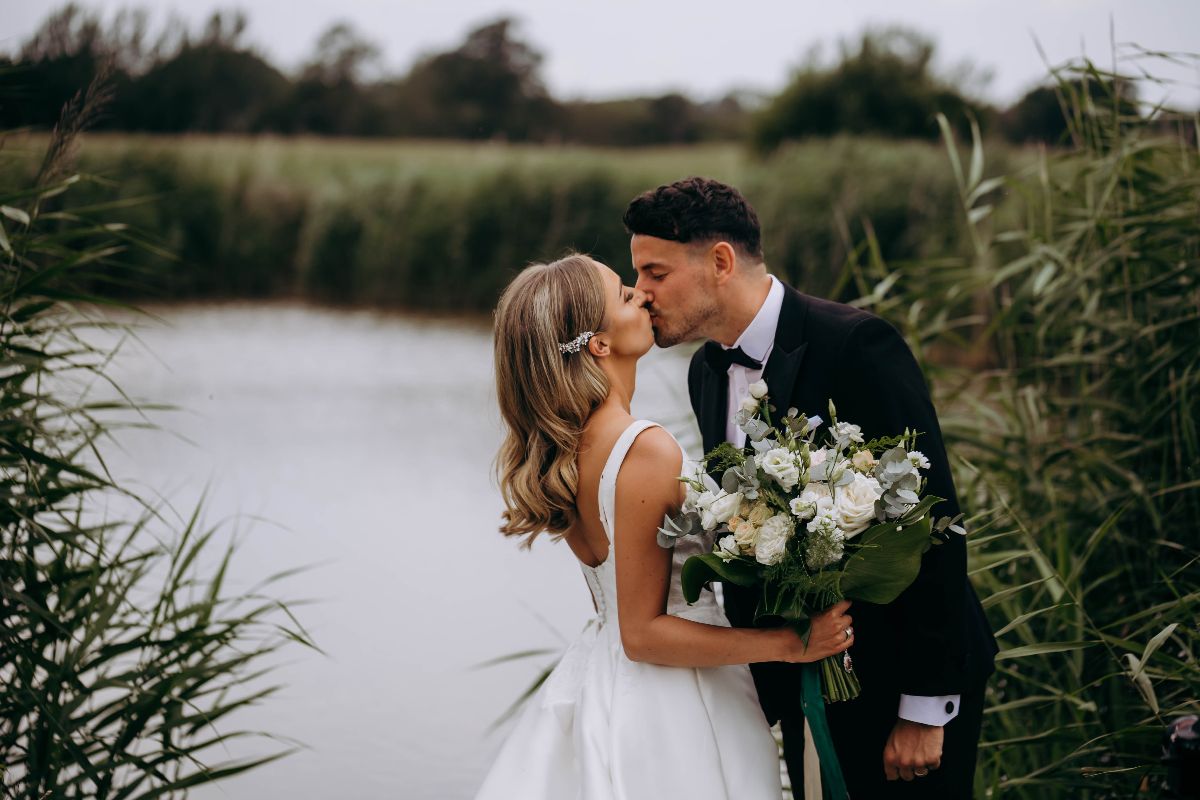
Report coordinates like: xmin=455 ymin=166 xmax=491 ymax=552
xmin=634 ymin=287 xmax=651 ymax=307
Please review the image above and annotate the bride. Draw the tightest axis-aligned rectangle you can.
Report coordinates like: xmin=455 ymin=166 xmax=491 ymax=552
xmin=476 ymin=253 xmax=854 ymax=799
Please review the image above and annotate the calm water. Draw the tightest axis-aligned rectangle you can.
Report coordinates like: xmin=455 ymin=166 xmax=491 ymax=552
xmin=95 ymin=303 xmax=699 ymax=800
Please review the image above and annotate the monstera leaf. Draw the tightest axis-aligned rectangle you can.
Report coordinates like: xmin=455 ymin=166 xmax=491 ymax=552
xmin=838 ymin=496 xmax=942 ymax=604
xmin=680 ymin=554 xmax=760 ymax=604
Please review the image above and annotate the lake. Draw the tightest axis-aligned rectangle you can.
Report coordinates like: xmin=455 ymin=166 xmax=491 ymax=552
xmin=95 ymin=302 xmax=700 ymax=800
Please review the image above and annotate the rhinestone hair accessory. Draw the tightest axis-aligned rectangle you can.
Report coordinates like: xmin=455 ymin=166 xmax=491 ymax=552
xmin=558 ymin=331 xmax=594 ymax=355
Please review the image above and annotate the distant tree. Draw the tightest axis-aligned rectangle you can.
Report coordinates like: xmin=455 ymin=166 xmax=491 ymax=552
xmin=0 ymin=4 xmax=129 ymax=128
xmin=557 ymin=93 xmax=736 ymax=145
xmin=1000 ymin=77 xmax=1141 ymax=145
xmin=398 ymin=17 xmax=561 ymax=140
xmin=752 ymin=27 xmax=991 ymax=151
xmin=122 ymin=12 xmax=288 ymax=132
xmin=276 ymin=22 xmax=384 ymax=135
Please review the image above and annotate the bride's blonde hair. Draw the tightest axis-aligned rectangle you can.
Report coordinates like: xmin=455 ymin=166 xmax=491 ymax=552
xmin=493 ymin=254 xmax=610 ymax=546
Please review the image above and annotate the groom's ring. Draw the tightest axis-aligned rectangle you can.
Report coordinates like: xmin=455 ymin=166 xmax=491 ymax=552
xmin=844 ymin=626 xmax=854 ymax=640
xmin=914 ymin=768 xmax=930 ymax=777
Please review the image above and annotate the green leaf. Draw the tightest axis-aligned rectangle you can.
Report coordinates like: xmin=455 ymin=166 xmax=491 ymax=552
xmin=680 ymin=553 xmax=760 ymax=604
xmin=838 ymin=502 xmax=940 ymax=604
xmin=994 ymin=641 xmax=1095 ymax=661
xmin=1 ymin=204 xmax=31 ymax=225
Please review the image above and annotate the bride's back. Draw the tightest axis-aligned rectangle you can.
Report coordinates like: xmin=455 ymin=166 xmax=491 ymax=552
xmin=568 ymin=407 xmax=636 ymax=570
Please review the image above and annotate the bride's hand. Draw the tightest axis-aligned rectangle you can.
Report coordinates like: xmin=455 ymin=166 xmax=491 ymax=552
xmin=778 ymin=600 xmax=854 ymax=663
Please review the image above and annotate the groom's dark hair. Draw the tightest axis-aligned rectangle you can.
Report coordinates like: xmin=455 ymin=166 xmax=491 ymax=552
xmin=623 ymin=176 xmax=763 ymax=262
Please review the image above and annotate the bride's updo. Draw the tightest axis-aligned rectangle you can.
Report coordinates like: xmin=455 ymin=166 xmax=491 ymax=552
xmin=493 ymin=253 xmax=610 ymax=545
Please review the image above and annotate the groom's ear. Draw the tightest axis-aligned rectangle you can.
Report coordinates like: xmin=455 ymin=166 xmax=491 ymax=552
xmin=710 ymin=241 xmax=737 ymax=286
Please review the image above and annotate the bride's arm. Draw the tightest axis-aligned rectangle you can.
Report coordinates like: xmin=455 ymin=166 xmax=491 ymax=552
xmin=614 ymin=427 xmax=853 ymax=668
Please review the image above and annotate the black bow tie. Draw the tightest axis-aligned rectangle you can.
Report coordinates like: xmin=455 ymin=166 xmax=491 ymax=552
xmin=703 ymin=341 xmax=763 ymax=373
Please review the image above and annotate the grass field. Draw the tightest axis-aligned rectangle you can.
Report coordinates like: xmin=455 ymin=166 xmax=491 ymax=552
xmin=0 ymin=133 xmax=1029 ymax=312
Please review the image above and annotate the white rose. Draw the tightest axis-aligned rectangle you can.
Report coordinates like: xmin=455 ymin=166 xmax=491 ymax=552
xmin=732 ymin=520 xmax=758 ymax=554
xmin=801 ymin=482 xmax=833 ymax=510
xmin=789 ymin=482 xmax=831 ymax=520
xmin=834 ymin=421 xmax=864 ymax=445
xmin=833 ymin=472 xmax=884 ymax=539
xmin=809 ymin=447 xmax=829 ymax=468
xmin=757 ymin=448 xmax=801 ymax=491
xmin=702 ymin=491 xmax=743 ymax=530
xmin=754 ymin=514 xmax=794 ymax=565
xmin=748 ymin=379 xmax=769 ymax=399
xmin=716 ymin=534 xmax=740 ymax=562
xmin=740 ymin=396 xmax=759 ymax=414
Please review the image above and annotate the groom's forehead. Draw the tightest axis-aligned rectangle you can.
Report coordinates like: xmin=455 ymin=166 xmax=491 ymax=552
xmin=631 ymin=235 xmax=691 ymax=265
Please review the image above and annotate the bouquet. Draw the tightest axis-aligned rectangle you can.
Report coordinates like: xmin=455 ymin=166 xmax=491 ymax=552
xmin=657 ymin=380 xmax=964 ymax=703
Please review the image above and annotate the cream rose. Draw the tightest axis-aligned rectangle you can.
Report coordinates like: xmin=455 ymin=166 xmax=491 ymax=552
xmin=754 ymin=514 xmax=794 ymax=565
xmin=758 ymin=447 xmax=801 ymax=491
xmin=748 ymin=379 xmax=769 ymax=399
xmin=748 ymin=501 xmax=773 ymax=526
xmin=834 ymin=472 xmax=884 ymax=538
xmin=740 ymin=395 xmax=759 ymax=414
xmin=851 ymin=450 xmax=877 ymax=473
xmin=732 ymin=520 xmax=758 ymax=554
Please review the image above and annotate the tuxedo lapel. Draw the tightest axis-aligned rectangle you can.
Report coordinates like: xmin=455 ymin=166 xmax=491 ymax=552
xmin=761 ymin=283 xmax=810 ymax=416
xmin=698 ymin=361 xmax=728 ymax=457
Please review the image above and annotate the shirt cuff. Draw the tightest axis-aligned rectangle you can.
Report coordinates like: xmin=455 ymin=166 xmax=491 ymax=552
xmin=897 ymin=694 xmax=960 ymax=727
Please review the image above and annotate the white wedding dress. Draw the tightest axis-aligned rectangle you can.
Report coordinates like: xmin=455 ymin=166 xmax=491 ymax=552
xmin=475 ymin=420 xmax=783 ymax=800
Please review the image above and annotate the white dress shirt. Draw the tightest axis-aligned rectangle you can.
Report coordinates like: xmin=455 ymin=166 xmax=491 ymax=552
xmin=719 ymin=275 xmax=960 ymax=728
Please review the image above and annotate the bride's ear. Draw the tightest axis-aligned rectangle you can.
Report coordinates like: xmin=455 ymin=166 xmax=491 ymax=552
xmin=587 ymin=334 xmax=610 ymax=358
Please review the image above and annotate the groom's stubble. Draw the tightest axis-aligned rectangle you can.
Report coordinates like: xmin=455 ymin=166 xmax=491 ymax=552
xmin=650 ymin=291 xmax=721 ymax=348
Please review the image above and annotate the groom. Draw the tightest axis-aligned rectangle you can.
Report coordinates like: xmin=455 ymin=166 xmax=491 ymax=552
xmin=624 ymin=177 xmax=997 ymax=798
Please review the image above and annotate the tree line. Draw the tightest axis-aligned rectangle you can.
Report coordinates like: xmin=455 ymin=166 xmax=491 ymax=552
xmin=2 ymin=4 xmax=1143 ymax=147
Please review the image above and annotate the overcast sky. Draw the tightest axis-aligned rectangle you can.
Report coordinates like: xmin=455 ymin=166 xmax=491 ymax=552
xmin=4 ymin=0 xmax=1199 ymax=107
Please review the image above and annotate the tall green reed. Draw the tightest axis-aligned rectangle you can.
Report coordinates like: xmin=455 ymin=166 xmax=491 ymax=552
xmin=844 ymin=58 xmax=1199 ymax=798
xmin=1 ymin=71 xmax=312 ymax=798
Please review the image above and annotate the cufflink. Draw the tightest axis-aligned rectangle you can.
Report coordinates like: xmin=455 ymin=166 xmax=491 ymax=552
xmin=945 ymin=701 xmax=955 ymax=714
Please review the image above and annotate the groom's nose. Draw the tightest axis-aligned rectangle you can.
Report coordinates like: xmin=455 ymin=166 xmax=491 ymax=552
xmin=633 ymin=272 xmax=650 ymax=296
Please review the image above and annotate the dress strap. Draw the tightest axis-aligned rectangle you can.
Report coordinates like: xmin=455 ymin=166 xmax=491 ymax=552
xmin=597 ymin=420 xmax=662 ymax=548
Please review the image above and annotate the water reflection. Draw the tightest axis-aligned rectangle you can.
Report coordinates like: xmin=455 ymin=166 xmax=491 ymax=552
xmin=99 ymin=303 xmax=697 ymax=800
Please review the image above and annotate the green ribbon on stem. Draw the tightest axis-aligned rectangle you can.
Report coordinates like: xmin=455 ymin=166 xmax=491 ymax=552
xmin=799 ymin=661 xmax=849 ymax=800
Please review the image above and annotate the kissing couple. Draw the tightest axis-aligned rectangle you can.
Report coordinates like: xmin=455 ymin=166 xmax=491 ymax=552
xmin=476 ymin=177 xmax=998 ymax=799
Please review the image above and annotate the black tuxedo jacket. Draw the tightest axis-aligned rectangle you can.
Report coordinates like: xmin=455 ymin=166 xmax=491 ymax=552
xmin=687 ymin=282 xmax=997 ymax=724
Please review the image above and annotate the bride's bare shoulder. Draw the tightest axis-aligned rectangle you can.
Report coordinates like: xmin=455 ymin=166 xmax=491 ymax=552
xmin=619 ymin=426 xmax=683 ymax=493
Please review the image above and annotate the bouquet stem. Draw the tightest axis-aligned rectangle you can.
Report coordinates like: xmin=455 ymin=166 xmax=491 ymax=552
xmin=819 ymin=652 xmax=862 ymax=703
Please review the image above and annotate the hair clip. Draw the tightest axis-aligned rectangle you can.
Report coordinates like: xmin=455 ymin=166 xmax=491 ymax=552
xmin=558 ymin=331 xmax=595 ymax=354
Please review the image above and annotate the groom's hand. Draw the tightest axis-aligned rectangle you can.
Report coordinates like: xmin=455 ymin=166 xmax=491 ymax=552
xmin=883 ymin=718 xmax=943 ymax=781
